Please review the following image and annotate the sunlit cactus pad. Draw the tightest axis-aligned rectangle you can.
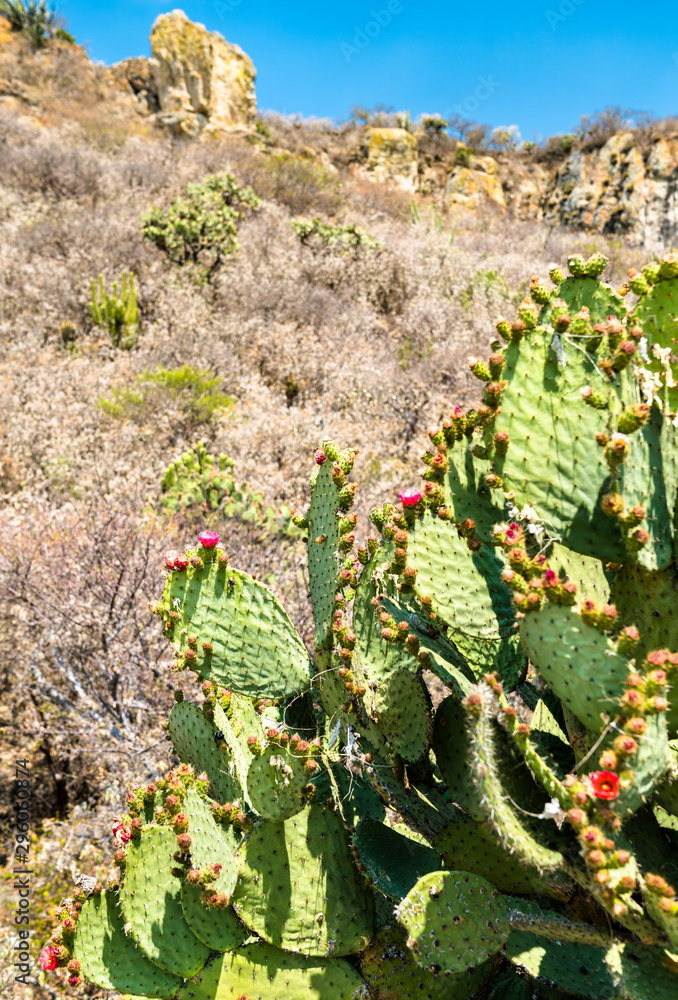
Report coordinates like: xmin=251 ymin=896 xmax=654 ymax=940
xmin=43 ymin=254 xmax=678 ymax=1000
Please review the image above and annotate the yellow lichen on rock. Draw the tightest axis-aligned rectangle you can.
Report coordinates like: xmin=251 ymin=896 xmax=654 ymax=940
xmin=150 ymin=9 xmax=256 ymax=136
xmin=445 ymin=155 xmax=506 ymax=210
xmin=363 ymin=127 xmax=418 ymax=190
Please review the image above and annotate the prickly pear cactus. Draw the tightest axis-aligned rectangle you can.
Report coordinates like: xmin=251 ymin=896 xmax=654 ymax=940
xmin=43 ymin=253 xmax=678 ymax=1000
xmin=158 ymin=442 xmax=298 ymax=538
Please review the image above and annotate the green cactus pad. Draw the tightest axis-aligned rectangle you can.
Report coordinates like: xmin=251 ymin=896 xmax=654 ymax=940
xmin=167 ymin=701 xmax=240 ymax=803
xmin=547 ymin=542 xmax=610 ymax=603
xmin=176 ymin=939 xmax=365 ymax=1000
xmin=435 ymin=438 xmax=508 ymax=544
xmin=120 ymin=826 xmax=210 ymax=978
xmin=607 ymin=941 xmax=678 ymax=1000
xmin=520 ymin=604 xmax=629 ymax=732
xmin=360 ymin=922 xmax=496 ymax=1000
xmin=405 ymin=510 xmax=525 ymax=685
xmin=232 ymin=802 xmax=374 ymax=955
xmin=352 ymin=817 xmax=442 ymax=899
xmin=489 ymin=324 xmax=627 ymax=564
xmin=374 ymin=669 xmax=432 ymax=762
xmin=211 ymin=700 xmax=251 ymax=805
xmin=72 ymin=890 xmax=182 ymax=997
xmin=507 ymin=930 xmax=613 ymax=999
xmin=433 ymin=815 xmax=544 ymax=897
xmin=464 ymin=687 xmax=567 ymax=876
xmin=180 ymin=880 xmax=248 ymax=952
xmin=307 ymin=460 xmax=342 ymax=648
xmin=247 ymin=742 xmax=312 ymax=820
xmin=616 ymin=403 xmax=677 ymax=571
xmin=182 ymin=787 xmax=237 ymax=894
xmin=353 ymin=543 xmax=420 ymax=678
xmin=352 ymin=546 xmax=475 ymax=696
xmin=545 ymin=274 xmax=626 ymax=325
xmin=163 ymin=558 xmax=311 ymax=700
xmin=397 ymin=870 xmax=511 ymax=973
xmin=603 ymin=713 xmax=670 ymax=817
xmin=433 ymin=697 xmax=569 ymax=898
xmin=611 ymin=562 xmax=678 ymax=734
xmin=634 ymin=275 xmax=678 ymax=414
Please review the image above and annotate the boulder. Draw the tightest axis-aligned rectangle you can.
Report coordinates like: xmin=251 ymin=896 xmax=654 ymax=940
xmin=363 ymin=127 xmax=418 ymax=190
xmin=149 ymin=9 xmax=256 ymax=136
xmin=445 ymin=154 xmax=506 ymax=211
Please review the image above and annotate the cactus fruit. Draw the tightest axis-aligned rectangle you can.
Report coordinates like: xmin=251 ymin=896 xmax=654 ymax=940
xmin=43 ymin=253 xmax=678 ymax=999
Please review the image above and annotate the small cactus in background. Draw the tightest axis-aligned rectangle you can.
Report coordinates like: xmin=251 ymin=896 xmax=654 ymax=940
xmin=42 ymin=252 xmax=678 ymax=999
xmin=89 ymin=271 xmax=139 ymax=349
xmin=157 ymin=442 xmax=299 ymax=539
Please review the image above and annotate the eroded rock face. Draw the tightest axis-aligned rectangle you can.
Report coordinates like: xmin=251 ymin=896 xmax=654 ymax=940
xmin=149 ymin=9 xmax=256 ymax=135
xmin=363 ymin=127 xmax=418 ymax=190
xmin=445 ymin=154 xmax=506 ymax=210
xmin=542 ymin=133 xmax=678 ymax=249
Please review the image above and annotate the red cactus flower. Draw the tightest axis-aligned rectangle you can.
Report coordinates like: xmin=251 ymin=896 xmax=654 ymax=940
xmin=589 ymin=771 xmax=619 ymax=800
xmin=112 ymin=818 xmax=132 ymax=844
xmin=164 ymin=550 xmax=178 ymax=569
xmin=198 ymin=531 xmax=220 ymax=549
xmin=399 ymin=488 xmax=422 ymax=507
xmin=39 ymin=946 xmax=59 ymax=972
xmin=542 ymin=569 xmax=558 ymax=589
xmin=314 ymin=449 xmax=326 ymax=465
xmin=173 ymin=552 xmax=189 ymax=571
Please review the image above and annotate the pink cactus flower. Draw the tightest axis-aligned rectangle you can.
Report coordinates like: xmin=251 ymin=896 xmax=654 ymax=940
xmin=198 ymin=531 xmax=220 ymax=549
xmin=112 ymin=818 xmax=131 ymax=844
xmin=314 ymin=449 xmax=327 ymax=465
xmin=39 ymin=946 xmax=59 ymax=972
xmin=164 ymin=550 xmax=178 ymax=570
xmin=399 ymin=488 xmax=423 ymax=508
xmin=173 ymin=552 xmax=189 ymax=571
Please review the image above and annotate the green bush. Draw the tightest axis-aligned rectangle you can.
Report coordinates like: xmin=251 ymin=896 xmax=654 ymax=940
xmin=98 ymin=366 xmax=234 ymax=426
xmin=253 ymin=154 xmax=341 ymax=216
xmin=0 ymin=0 xmax=55 ymax=47
xmin=291 ymin=217 xmax=381 ymax=252
xmin=141 ymin=173 xmax=260 ymax=280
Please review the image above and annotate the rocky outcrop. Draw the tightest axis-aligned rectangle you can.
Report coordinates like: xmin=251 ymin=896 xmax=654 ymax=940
xmin=363 ymin=127 xmax=418 ymax=190
xmin=420 ymin=131 xmax=678 ymax=248
xmin=149 ymin=9 xmax=256 ymax=136
xmin=445 ymin=154 xmax=505 ymax=210
xmin=541 ymin=133 xmax=678 ymax=249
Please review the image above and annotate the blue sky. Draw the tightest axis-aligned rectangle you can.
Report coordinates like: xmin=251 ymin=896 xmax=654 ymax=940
xmin=57 ymin=0 xmax=678 ymax=140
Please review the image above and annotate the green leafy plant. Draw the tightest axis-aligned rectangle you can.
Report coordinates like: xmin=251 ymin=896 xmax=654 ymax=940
xmin=0 ymin=0 xmax=55 ymax=47
xmin=89 ymin=271 xmax=139 ymax=349
xmin=141 ymin=173 xmax=260 ymax=280
xmin=43 ymin=252 xmax=678 ymax=1000
xmin=291 ymin=217 xmax=381 ymax=251
xmin=99 ymin=366 xmax=234 ymax=426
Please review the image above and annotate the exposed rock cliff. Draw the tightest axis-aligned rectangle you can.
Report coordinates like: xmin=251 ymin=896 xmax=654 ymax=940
xmin=149 ymin=9 xmax=256 ymax=135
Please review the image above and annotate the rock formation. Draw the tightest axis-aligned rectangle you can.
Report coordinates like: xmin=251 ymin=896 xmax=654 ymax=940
xmin=149 ymin=9 xmax=256 ymax=136
xmin=363 ymin=127 xmax=418 ymax=190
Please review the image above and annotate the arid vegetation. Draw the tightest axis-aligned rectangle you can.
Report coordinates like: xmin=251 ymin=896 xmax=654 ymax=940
xmin=0 ymin=22 xmax=656 ymax=1000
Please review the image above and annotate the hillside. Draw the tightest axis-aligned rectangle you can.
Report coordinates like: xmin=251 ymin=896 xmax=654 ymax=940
xmin=0 ymin=10 xmax=676 ymax=999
